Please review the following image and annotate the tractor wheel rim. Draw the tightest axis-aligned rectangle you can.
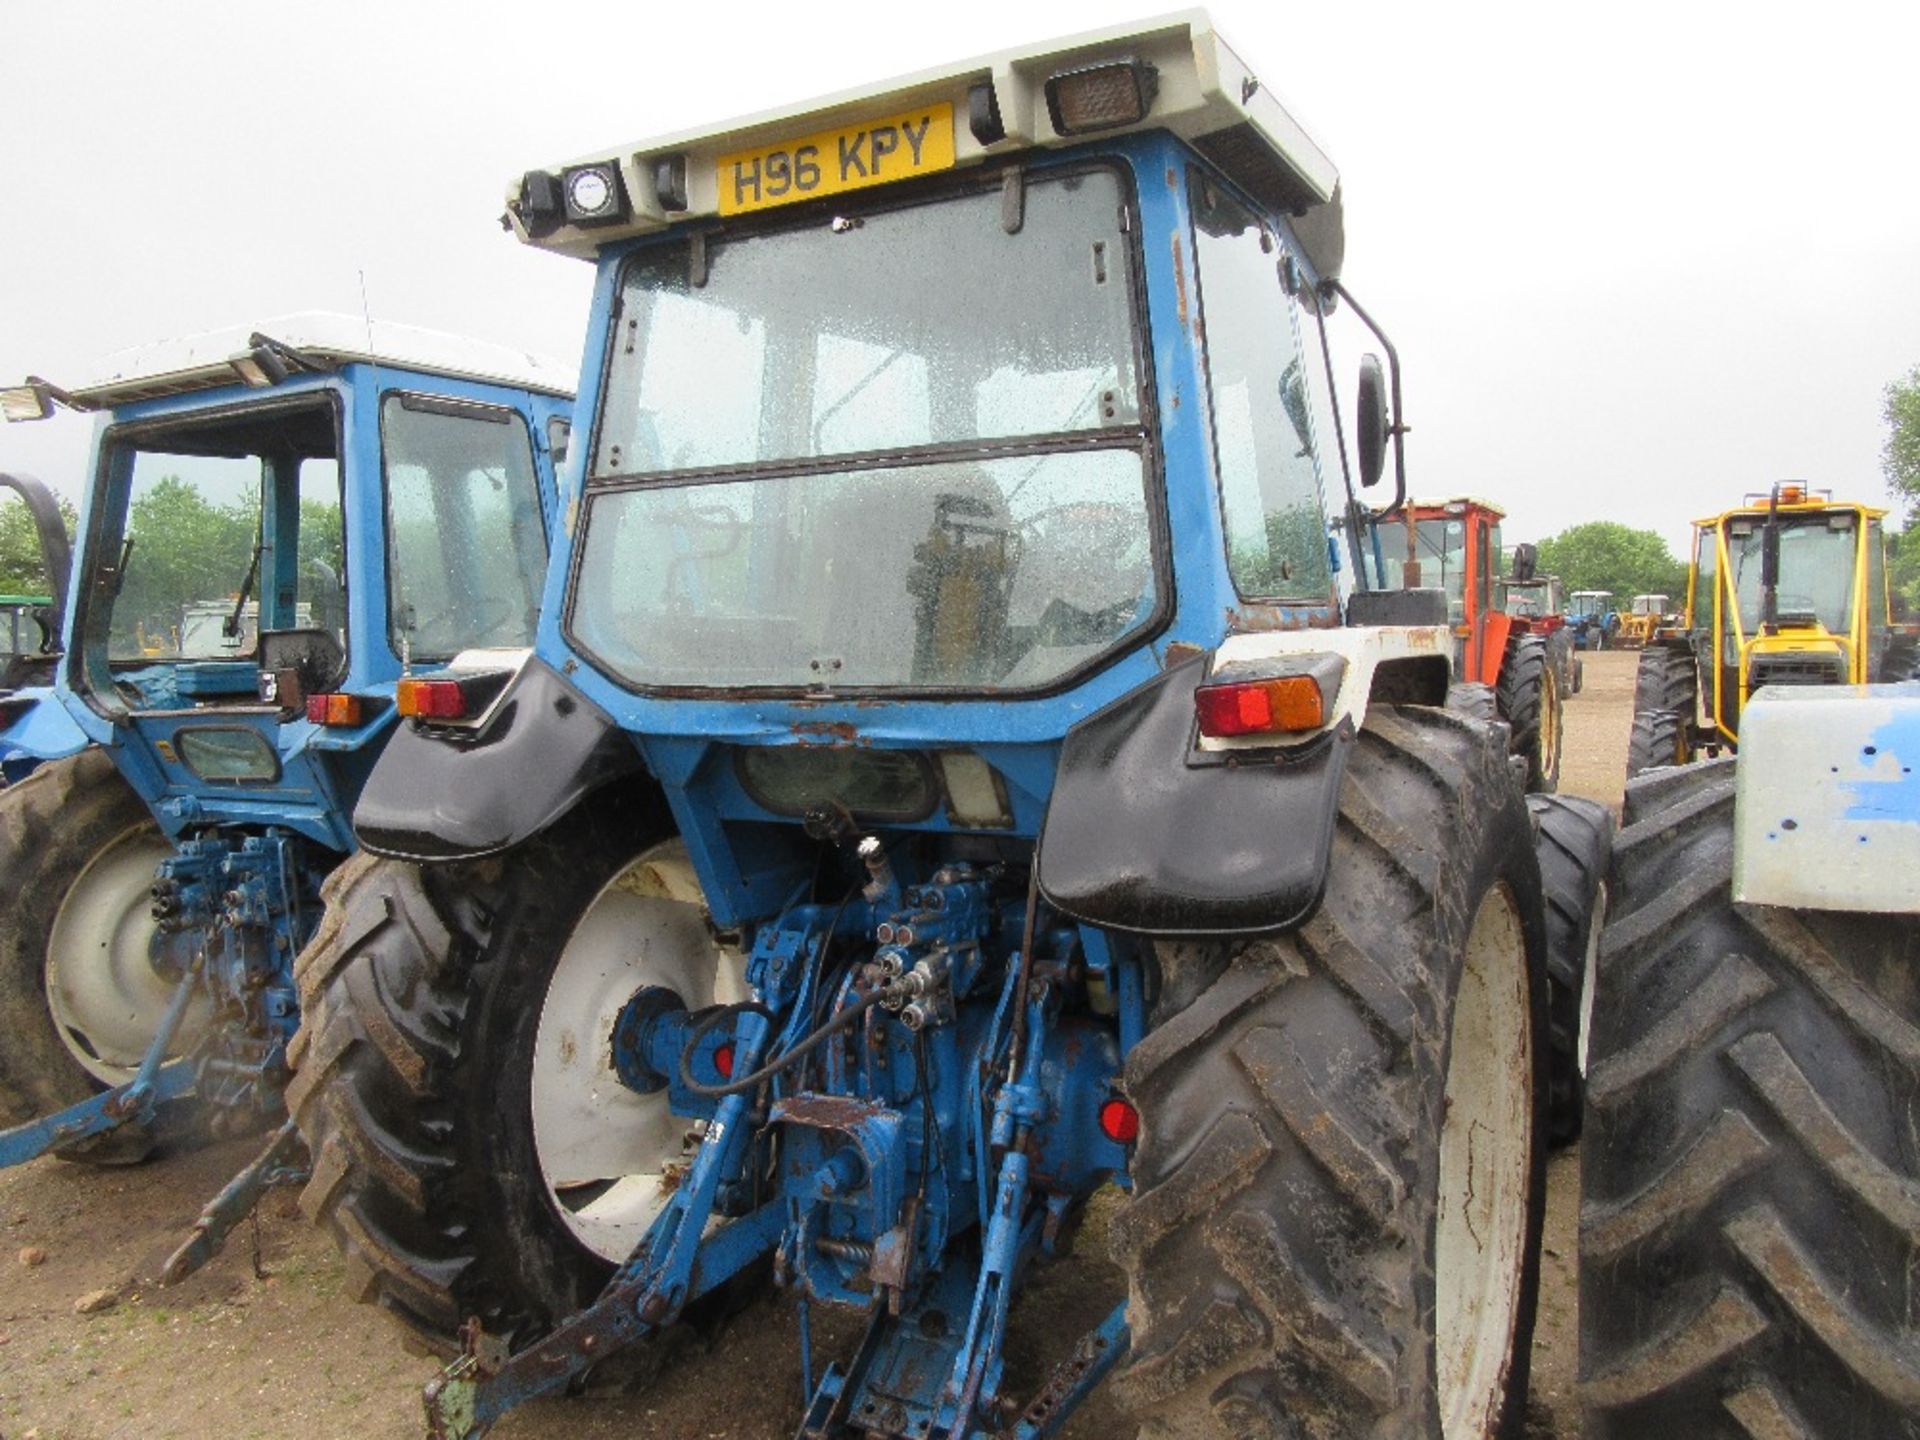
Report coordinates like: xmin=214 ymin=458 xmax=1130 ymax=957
xmin=1540 ymin=667 xmax=1561 ymax=779
xmin=1575 ymin=883 xmax=1608 ymax=1078
xmin=530 ymin=838 xmax=748 ymax=1264
xmin=1435 ymin=883 xmax=1533 ymax=1438
xmin=44 ymin=824 xmax=203 ymax=1085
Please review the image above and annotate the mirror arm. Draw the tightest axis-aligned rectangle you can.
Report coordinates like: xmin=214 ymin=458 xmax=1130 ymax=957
xmin=1322 ymin=280 xmax=1408 ymax=521
xmin=1311 ymin=295 xmax=1370 ymax=592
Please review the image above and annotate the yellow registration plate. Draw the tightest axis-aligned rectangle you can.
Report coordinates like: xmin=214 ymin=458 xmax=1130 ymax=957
xmin=716 ymin=102 xmax=955 ymax=217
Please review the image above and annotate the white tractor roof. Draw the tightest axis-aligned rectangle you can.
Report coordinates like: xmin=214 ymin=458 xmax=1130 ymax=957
xmin=512 ymin=10 xmax=1343 ymax=276
xmin=73 ymin=312 xmax=574 ymax=407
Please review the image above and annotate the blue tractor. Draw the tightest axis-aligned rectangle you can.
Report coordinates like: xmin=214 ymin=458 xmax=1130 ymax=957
xmin=290 ymin=16 xmax=1604 ymax=1434
xmin=0 ymin=471 xmax=75 ymax=783
xmin=0 ymin=317 xmax=570 ymax=1258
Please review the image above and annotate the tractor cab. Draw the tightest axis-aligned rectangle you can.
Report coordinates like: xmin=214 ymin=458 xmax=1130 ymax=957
xmin=1377 ymin=497 xmax=1564 ymax=783
xmin=1626 ymin=483 xmax=1907 ymax=771
xmin=2 ymin=316 xmax=571 ymax=850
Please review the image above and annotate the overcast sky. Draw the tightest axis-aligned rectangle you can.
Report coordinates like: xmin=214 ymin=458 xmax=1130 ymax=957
xmin=3 ymin=1 xmax=1916 ymax=554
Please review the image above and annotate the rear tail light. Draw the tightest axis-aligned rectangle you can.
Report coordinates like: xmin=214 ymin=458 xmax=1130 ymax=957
xmin=304 ymin=693 xmax=364 ymax=727
xmin=1098 ymin=1097 xmax=1140 ymax=1144
xmin=713 ymin=1043 xmax=735 ymax=1080
xmin=1195 ymin=675 xmax=1327 ymax=737
xmin=1194 ymin=653 xmax=1347 ymax=740
xmin=396 ymin=678 xmax=468 ymax=720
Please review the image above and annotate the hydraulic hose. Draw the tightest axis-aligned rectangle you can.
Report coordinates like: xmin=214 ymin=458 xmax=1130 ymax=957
xmin=678 ymin=990 xmax=887 ymax=1098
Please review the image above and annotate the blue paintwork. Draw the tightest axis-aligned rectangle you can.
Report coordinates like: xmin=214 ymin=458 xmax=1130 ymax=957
xmin=0 ymin=684 xmax=88 ymax=776
xmin=1844 ymin=683 xmax=1920 ymax=824
xmin=434 ymin=133 xmax=1355 ymax=1437
xmin=0 ymin=359 xmax=569 ymax=1171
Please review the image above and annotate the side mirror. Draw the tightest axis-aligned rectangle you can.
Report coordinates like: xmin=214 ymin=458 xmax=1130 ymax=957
xmin=1356 ymin=354 xmax=1388 ymax=489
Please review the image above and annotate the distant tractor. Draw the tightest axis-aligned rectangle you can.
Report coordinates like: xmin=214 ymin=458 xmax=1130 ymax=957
xmin=1385 ymin=497 xmax=1564 ymax=787
xmin=1500 ymin=564 xmax=1581 ymax=695
xmin=1566 ymin=589 xmax=1616 ymax=650
xmin=1627 ymin=484 xmax=1915 ymax=774
xmin=1612 ymin=592 xmax=1671 ymax=649
xmin=0 ymin=472 xmax=75 ymax=782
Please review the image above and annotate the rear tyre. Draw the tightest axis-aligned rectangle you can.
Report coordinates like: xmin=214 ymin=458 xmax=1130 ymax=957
xmin=1545 ymin=627 xmax=1577 ymax=697
xmin=1580 ymin=762 xmax=1920 ymax=1437
xmin=1112 ymin=705 xmax=1549 ymax=1439
xmin=0 ymin=747 xmax=189 ymax=1164
xmin=1626 ymin=647 xmax=1699 ymax=777
xmin=1445 ymin=680 xmax=1499 ymax=725
xmin=289 ymin=789 xmax=745 ymax=1352
xmin=1881 ymin=634 xmax=1919 ymax=681
xmin=1496 ymin=633 xmax=1561 ymax=792
xmin=1526 ymin=793 xmax=1611 ymax=1148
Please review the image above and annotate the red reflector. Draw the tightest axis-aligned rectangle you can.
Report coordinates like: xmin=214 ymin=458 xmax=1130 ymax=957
xmin=713 ymin=1044 xmax=735 ymax=1079
xmin=305 ymin=693 xmax=364 ymax=726
xmin=1194 ymin=676 xmax=1326 ymax=737
xmin=1098 ymin=1097 xmax=1140 ymax=1144
xmin=397 ymin=678 xmax=466 ymax=720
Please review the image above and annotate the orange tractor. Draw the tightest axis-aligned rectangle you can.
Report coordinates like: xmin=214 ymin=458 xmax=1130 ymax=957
xmin=1381 ymin=496 xmax=1564 ymax=789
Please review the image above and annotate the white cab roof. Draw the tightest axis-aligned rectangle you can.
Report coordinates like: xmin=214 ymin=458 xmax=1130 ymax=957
xmin=513 ymin=10 xmax=1343 ymax=276
xmin=74 ymin=312 xmax=574 ymax=406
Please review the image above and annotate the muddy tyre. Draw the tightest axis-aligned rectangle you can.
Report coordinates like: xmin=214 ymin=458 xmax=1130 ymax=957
xmin=1526 ymin=793 xmax=1610 ymax=1148
xmin=1445 ymin=680 xmax=1498 ymax=724
xmin=1111 ymin=704 xmax=1549 ymax=1439
xmin=1545 ymin=627 xmax=1577 ymax=696
xmin=1496 ymin=633 xmax=1561 ymax=792
xmin=0 ymin=747 xmax=185 ymax=1162
xmin=1580 ymin=761 xmax=1920 ymax=1437
xmin=289 ymin=789 xmax=747 ymax=1352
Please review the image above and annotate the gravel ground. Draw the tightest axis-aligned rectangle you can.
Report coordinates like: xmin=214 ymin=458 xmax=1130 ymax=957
xmin=0 ymin=652 xmax=1639 ymax=1440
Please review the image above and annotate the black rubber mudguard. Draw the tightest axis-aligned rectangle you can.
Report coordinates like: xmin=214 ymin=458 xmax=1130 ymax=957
xmin=353 ymin=657 xmax=645 ymax=861
xmin=1037 ymin=655 xmax=1353 ymax=938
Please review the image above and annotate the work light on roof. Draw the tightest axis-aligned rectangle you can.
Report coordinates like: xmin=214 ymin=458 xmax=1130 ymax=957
xmin=563 ymin=162 xmax=628 ymax=226
xmin=0 ymin=383 xmax=52 ymax=423
xmin=1045 ymin=58 xmax=1158 ymax=136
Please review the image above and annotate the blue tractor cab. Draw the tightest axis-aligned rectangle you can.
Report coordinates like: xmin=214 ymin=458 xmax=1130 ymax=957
xmin=291 ymin=17 xmax=1599 ymax=1437
xmin=0 ymin=317 xmax=570 ymax=1259
xmin=0 ymin=471 xmax=75 ymax=782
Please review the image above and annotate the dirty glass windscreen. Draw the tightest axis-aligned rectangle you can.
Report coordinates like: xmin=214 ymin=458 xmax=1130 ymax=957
xmin=1726 ymin=514 xmax=1859 ymax=636
xmin=383 ymin=395 xmax=547 ymax=662
xmin=573 ymin=166 xmax=1158 ymax=691
xmin=1189 ymin=172 xmax=1333 ymax=603
xmin=1379 ymin=518 xmax=1469 ymax=623
xmin=96 ymin=405 xmax=344 ymax=663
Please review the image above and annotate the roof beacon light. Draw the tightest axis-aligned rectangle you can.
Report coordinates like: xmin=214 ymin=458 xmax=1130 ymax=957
xmin=1045 ymin=58 xmax=1158 ymax=136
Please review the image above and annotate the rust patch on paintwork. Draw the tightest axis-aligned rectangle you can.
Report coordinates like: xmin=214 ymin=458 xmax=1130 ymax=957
xmin=1171 ymin=236 xmax=1188 ymax=326
xmin=775 ymin=1093 xmax=889 ymax=1130
xmin=789 ymin=720 xmax=864 ymax=745
xmin=1226 ymin=605 xmax=1341 ymax=633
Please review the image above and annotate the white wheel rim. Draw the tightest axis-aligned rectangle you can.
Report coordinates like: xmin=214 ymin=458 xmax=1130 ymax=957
xmin=1435 ymin=884 xmax=1534 ymax=1438
xmin=44 ymin=824 xmax=208 ymax=1085
xmin=1575 ymin=883 xmax=1608 ymax=1078
xmin=530 ymin=839 xmax=748 ymax=1263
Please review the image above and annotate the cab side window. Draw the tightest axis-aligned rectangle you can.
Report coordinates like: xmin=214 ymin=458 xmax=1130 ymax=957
xmin=1189 ymin=171 xmax=1333 ymax=603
